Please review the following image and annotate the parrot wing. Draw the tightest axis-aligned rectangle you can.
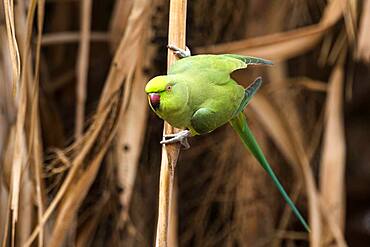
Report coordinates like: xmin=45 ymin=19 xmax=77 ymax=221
xmin=222 ymin=54 xmax=273 ymax=67
xmin=233 ymin=77 xmax=262 ymax=116
xmin=190 ymin=108 xmax=218 ymax=135
xmin=168 ymin=54 xmax=272 ymax=76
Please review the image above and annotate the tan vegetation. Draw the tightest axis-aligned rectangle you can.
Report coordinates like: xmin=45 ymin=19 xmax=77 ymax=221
xmin=0 ymin=0 xmax=368 ymax=246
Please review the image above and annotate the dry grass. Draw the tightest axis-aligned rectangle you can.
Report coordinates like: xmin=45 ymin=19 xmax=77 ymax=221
xmin=0 ymin=0 xmax=368 ymax=246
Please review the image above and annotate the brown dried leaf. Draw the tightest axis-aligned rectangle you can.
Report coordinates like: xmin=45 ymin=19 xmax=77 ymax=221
xmin=356 ymin=0 xmax=370 ymax=62
xmin=196 ymin=0 xmax=343 ymax=62
xmin=109 ymin=0 xmax=134 ymax=50
xmin=319 ymin=65 xmax=346 ymax=234
xmin=114 ymin=65 xmax=149 ymax=227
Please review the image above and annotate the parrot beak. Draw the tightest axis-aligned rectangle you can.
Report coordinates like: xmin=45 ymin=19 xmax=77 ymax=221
xmin=148 ymin=93 xmax=160 ymax=110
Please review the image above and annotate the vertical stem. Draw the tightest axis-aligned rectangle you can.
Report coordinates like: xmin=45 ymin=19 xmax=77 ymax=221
xmin=320 ymin=65 xmax=346 ymax=235
xmin=155 ymin=1 xmax=187 ymax=247
xmin=75 ymin=0 xmax=92 ymax=139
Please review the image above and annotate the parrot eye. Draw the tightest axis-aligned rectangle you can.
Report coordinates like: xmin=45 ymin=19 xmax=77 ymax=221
xmin=166 ymin=85 xmax=172 ymax=91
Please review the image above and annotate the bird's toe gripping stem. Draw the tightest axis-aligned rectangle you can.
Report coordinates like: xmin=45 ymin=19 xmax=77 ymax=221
xmin=167 ymin=44 xmax=191 ymax=58
xmin=160 ymin=129 xmax=191 ymax=149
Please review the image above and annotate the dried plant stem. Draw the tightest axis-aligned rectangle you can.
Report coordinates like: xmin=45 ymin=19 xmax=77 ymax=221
xmin=10 ymin=83 xmax=26 ymax=247
xmin=24 ymin=0 xmax=150 ymax=245
xmin=357 ymin=0 xmax=370 ymax=61
xmin=3 ymin=1 xmax=23 ymax=244
xmin=75 ymin=0 xmax=92 ymax=139
xmin=109 ymin=0 xmax=150 ymax=230
xmin=109 ymin=0 xmax=133 ymax=49
xmin=320 ymin=65 xmax=346 ymax=240
xmin=2 ymin=0 xmax=20 ymax=95
xmin=155 ymin=0 xmax=187 ymax=246
xmin=319 ymin=195 xmax=348 ymax=247
xmin=41 ymin=32 xmax=108 ymax=46
xmin=29 ymin=0 xmax=47 ymax=246
xmin=115 ymin=66 xmax=148 ymax=228
xmin=23 ymin=106 xmax=111 ymax=247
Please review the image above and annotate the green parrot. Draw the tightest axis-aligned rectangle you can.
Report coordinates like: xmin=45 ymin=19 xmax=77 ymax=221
xmin=145 ymin=45 xmax=310 ymax=232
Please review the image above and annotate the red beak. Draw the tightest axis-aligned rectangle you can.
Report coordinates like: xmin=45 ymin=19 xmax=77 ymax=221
xmin=148 ymin=93 xmax=160 ymax=110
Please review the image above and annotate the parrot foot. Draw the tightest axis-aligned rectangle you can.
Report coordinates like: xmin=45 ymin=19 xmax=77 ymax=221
xmin=167 ymin=44 xmax=191 ymax=58
xmin=161 ymin=130 xmax=191 ymax=149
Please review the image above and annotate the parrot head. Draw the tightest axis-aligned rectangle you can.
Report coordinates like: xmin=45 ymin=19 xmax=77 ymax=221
xmin=145 ymin=75 xmax=188 ymax=114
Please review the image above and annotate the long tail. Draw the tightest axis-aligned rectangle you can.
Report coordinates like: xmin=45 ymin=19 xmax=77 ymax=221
xmin=230 ymin=112 xmax=310 ymax=232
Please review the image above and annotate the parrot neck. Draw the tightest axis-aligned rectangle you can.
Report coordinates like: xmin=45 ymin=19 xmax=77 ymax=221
xmin=156 ymin=83 xmax=191 ymax=129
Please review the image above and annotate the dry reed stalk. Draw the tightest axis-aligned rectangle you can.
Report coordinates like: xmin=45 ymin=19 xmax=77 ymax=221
xmin=47 ymin=68 xmax=135 ymax=245
xmin=9 ymin=92 xmax=26 ymax=247
xmin=30 ymin=1 xmax=47 ymax=245
xmin=196 ymin=0 xmax=343 ymax=61
xmin=40 ymin=32 xmax=108 ymax=46
xmin=283 ymin=131 xmax=322 ymax=247
xmin=318 ymin=195 xmax=348 ymax=247
xmin=2 ymin=0 xmax=20 ymax=95
xmin=109 ymin=0 xmax=152 ymax=230
xmin=357 ymin=0 xmax=370 ymax=62
xmin=23 ymin=104 xmax=112 ymax=247
xmin=48 ymin=141 xmax=110 ymax=247
xmin=0 ymin=57 xmax=6 ymax=247
xmin=114 ymin=65 xmax=149 ymax=228
xmin=0 ymin=27 xmax=15 ymax=159
xmin=24 ymin=0 xmax=151 ymax=245
xmin=168 ymin=184 xmax=178 ymax=247
xmin=295 ymin=79 xmax=327 ymax=92
xmin=0 ymin=187 xmax=7 ymax=244
xmin=2 ymin=2 xmax=24 ymax=243
xmin=109 ymin=0 xmax=133 ymax=50
xmin=1 ymin=190 xmax=11 ymax=247
xmin=319 ymin=65 xmax=346 ymax=239
xmin=14 ymin=0 xmax=47 ymax=245
xmin=17 ymin=167 xmax=33 ymax=246
xmin=249 ymin=94 xmax=299 ymax=168
xmin=328 ymin=29 xmax=348 ymax=65
xmin=155 ymin=0 xmax=187 ymax=246
xmin=338 ymin=0 xmax=357 ymax=44
xmin=96 ymin=0 xmax=149 ymax=110
xmin=6 ymin=0 xmax=32 ymax=235
xmin=0 ymin=25 xmax=16 ymax=247
xmin=75 ymin=0 xmax=92 ymax=139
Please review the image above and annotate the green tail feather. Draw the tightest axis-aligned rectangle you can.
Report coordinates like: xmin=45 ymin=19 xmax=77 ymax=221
xmin=230 ymin=112 xmax=310 ymax=232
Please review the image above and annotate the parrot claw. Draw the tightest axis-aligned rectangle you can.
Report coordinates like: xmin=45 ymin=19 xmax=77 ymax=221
xmin=161 ymin=130 xmax=191 ymax=149
xmin=167 ymin=44 xmax=191 ymax=58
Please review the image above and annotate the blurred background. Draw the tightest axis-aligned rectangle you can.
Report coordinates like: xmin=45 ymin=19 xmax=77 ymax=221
xmin=0 ymin=0 xmax=369 ymax=246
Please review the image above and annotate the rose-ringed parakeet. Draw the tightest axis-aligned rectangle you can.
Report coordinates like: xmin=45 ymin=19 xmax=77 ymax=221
xmin=145 ymin=45 xmax=310 ymax=232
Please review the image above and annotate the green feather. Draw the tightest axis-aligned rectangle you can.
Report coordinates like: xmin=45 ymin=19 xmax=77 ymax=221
xmin=230 ymin=112 xmax=310 ymax=232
